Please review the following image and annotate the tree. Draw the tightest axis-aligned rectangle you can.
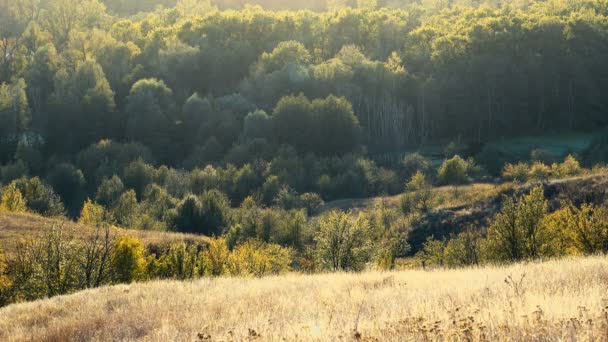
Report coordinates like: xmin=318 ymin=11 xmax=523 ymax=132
xmin=125 ymin=79 xmax=176 ymax=163
xmin=95 ymin=175 xmax=124 ymax=207
xmin=315 ymin=210 xmax=372 ymax=271
xmin=78 ymin=199 xmax=107 ymax=227
xmin=311 ymin=95 xmax=361 ymax=156
xmin=46 ymin=163 xmax=87 ymax=217
xmin=0 ymin=183 xmax=27 ymax=213
xmin=110 ymin=236 xmax=146 ymax=283
xmin=483 ymin=186 xmax=549 ymax=262
xmin=111 ymin=190 xmax=139 ymax=228
xmin=12 ymin=177 xmax=65 ymax=217
xmin=401 ymin=153 xmax=432 ymax=181
xmin=400 ymin=171 xmax=433 ymax=214
xmin=172 ymin=190 xmax=231 ymax=236
xmin=0 ymin=79 xmax=30 ymax=137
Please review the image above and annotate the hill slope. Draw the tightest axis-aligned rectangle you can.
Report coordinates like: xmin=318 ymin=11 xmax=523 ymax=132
xmin=1 ymin=257 xmax=607 ymax=341
xmin=0 ymin=212 xmax=208 ymax=256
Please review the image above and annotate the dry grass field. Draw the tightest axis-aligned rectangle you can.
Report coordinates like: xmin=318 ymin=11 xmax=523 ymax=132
xmin=1 ymin=256 xmax=607 ymax=341
xmin=0 ymin=212 xmax=208 ymax=256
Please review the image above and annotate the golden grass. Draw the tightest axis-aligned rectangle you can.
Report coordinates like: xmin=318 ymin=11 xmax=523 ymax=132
xmin=1 ymin=256 xmax=607 ymax=341
xmin=320 ymin=182 xmax=508 ymax=215
xmin=0 ymin=212 xmax=208 ymax=256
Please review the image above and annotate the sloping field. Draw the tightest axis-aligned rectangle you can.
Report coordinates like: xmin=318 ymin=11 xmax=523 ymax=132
xmin=0 ymin=212 xmax=208 ymax=255
xmin=1 ymin=256 xmax=607 ymax=341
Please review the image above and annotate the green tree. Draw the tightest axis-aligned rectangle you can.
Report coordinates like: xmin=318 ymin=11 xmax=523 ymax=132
xmin=315 ymin=210 xmax=372 ymax=271
xmin=483 ymin=186 xmax=549 ymax=262
xmin=125 ymin=79 xmax=176 ymax=163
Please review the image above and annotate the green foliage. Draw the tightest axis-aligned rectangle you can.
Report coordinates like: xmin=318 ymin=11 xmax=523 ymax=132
xmin=400 ymin=171 xmax=433 ymax=214
xmin=315 ymin=211 xmax=372 ymax=271
xmin=437 ymin=155 xmax=469 ymax=185
xmin=401 ymin=153 xmax=432 ymax=181
xmin=11 ymin=177 xmax=65 ymax=217
xmin=46 ymin=163 xmax=87 ymax=217
xmin=483 ymin=186 xmax=549 ymax=262
xmin=172 ymin=190 xmax=231 ymax=236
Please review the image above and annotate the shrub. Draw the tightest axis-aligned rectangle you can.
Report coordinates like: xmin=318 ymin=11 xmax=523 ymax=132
xmin=553 ymin=155 xmax=582 ymax=178
xmin=299 ymin=192 xmax=324 ymax=215
xmin=315 ymin=211 xmax=372 ymax=272
xmin=156 ymin=242 xmax=201 ymax=280
xmin=416 ymin=237 xmax=446 ymax=268
xmin=78 ymin=199 xmax=107 ymax=227
xmin=437 ymin=155 xmax=469 ymax=185
xmin=0 ymin=248 xmax=12 ymax=306
xmin=228 ymin=241 xmax=293 ymax=277
xmin=202 ymin=237 xmax=231 ymax=276
xmin=400 ymin=171 xmax=433 ymax=214
xmin=110 ymin=236 xmax=147 ymax=283
xmin=0 ymin=183 xmax=27 ymax=213
xmin=502 ymin=162 xmax=530 ymax=183
xmin=529 ymin=162 xmax=551 ymax=182
xmin=483 ymin=186 xmax=549 ymax=262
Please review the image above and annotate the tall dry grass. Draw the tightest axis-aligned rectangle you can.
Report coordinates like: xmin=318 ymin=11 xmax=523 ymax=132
xmin=1 ymin=256 xmax=607 ymax=341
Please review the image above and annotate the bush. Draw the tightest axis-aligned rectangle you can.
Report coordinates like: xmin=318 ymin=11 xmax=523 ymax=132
xmin=110 ymin=236 xmax=147 ymax=283
xmin=0 ymin=183 xmax=27 ymax=213
xmin=202 ymin=237 xmax=231 ymax=276
xmin=153 ymin=242 xmax=202 ymax=280
xmin=78 ymin=199 xmax=107 ymax=227
xmin=437 ymin=155 xmax=469 ymax=185
xmin=315 ymin=211 xmax=372 ymax=271
xmin=0 ymin=249 xmax=11 ymax=306
xmin=299 ymin=193 xmax=324 ymax=215
xmin=228 ymin=241 xmax=293 ymax=277
xmin=502 ymin=162 xmax=530 ymax=183
xmin=483 ymin=186 xmax=548 ymax=262
xmin=400 ymin=171 xmax=433 ymax=214
xmin=529 ymin=162 xmax=551 ymax=182
xmin=553 ymin=155 xmax=582 ymax=178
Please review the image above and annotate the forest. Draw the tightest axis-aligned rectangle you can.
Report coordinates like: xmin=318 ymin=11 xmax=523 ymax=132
xmin=1 ymin=0 xmax=608 ymax=307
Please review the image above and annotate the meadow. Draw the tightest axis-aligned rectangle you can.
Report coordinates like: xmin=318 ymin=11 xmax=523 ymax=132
xmin=1 ymin=256 xmax=607 ymax=341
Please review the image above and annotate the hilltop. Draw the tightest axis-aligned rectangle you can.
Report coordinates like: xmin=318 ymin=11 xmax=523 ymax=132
xmin=1 ymin=256 xmax=607 ymax=341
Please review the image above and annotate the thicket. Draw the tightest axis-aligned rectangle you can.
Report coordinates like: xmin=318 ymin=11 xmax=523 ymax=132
xmin=416 ymin=185 xmax=608 ymax=269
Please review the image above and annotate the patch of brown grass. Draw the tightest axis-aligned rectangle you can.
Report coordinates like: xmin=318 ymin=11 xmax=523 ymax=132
xmin=0 ymin=212 xmax=208 ymax=256
xmin=1 ymin=256 xmax=607 ymax=341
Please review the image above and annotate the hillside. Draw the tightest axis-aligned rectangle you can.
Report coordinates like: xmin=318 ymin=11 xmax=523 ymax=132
xmin=1 ymin=256 xmax=607 ymax=341
xmin=0 ymin=212 xmax=208 ymax=256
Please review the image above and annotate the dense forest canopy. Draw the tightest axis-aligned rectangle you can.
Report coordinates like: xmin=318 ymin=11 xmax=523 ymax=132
xmin=0 ymin=0 xmax=607 ymax=219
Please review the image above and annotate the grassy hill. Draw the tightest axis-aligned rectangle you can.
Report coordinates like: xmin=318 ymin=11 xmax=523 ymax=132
xmin=0 ymin=212 xmax=208 ymax=256
xmin=1 ymin=256 xmax=607 ymax=341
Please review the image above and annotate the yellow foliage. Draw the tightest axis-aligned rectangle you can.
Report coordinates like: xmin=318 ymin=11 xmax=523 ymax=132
xmin=78 ymin=199 xmax=106 ymax=227
xmin=202 ymin=237 xmax=231 ymax=277
xmin=228 ymin=241 xmax=292 ymax=277
xmin=0 ymin=183 xmax=27 ymax=213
